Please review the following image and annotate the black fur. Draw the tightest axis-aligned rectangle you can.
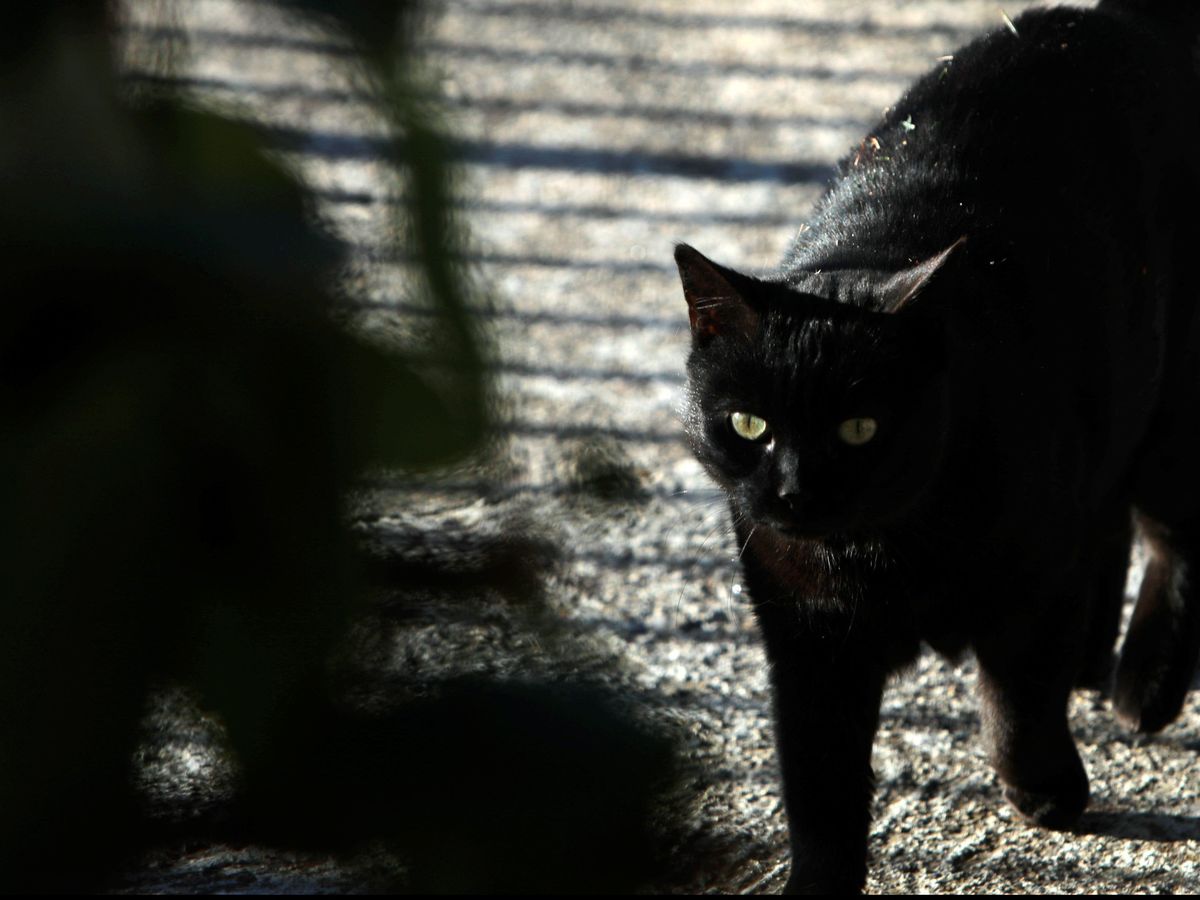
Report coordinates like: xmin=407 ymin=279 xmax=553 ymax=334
xmin=675 ymin=2 xmax=1200 ymax=892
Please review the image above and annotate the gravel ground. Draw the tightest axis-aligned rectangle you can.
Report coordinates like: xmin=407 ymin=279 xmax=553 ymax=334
xmin=119 ymin=0 xmax=1200 ymax=893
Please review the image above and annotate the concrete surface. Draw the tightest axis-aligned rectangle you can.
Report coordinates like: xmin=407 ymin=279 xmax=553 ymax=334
xmin=120 ymin=0 xmax=1200 ymax=892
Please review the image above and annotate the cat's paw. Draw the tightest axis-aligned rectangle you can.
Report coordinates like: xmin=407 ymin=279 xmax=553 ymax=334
xmin=1112 ymin=665 xmax=1186 ymax=733
xmin=1113 ymin=624 xmax=1199 ymax=734
xmin=1001 ymin=762 xmax=1089 ymax=830
xmin=783 ymin=871 xmax=864 ymax=895
xmin=783 ymin=855 xmax=865 ymax=895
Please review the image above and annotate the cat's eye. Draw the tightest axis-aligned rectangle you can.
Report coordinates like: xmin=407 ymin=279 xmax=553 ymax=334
xmin=730 ymin=412 xmax=769 ymax=441
xmin=838 ymin=417 xmax=878 ymax=446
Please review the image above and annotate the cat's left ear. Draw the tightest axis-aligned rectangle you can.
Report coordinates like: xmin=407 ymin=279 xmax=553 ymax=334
xmin=674 ymin=244 xmax=762 ymax=343
xmin=883 ymin=236 xmax=967 ymax=314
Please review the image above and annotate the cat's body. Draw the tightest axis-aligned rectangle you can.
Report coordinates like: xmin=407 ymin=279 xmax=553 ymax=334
xmin=675 ymin=1 xmax=1200 ymax=892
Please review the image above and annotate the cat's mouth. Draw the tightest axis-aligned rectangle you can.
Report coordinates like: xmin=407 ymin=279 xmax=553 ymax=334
xmin=769 ymin=520 xmax=842 ymax=541
xmin=741 ymin=494 xmax=865 ymax=540
xmin=764 ymin=503 xmax=872 ymax=539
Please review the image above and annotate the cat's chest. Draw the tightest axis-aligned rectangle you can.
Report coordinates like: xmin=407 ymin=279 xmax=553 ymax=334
xmin=742 ymin=528 xmax=924 ymax=620
xmin=742 ymin=526 xmax=983 ymax=652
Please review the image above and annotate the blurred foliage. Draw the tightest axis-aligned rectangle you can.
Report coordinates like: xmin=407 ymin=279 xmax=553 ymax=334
xmin=0 ymin=0 xmax=682 ymax=893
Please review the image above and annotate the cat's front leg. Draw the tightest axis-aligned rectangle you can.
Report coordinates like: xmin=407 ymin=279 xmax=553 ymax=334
xmin=767 ymin=643 xmax=887 ymax=895
xmin=748 ymin=565 xmax=892 ymax=894
xmin=974 ymin=601 xmax=1089 ymax=828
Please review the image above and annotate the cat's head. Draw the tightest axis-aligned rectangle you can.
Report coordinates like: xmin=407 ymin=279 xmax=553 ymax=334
xmin=676 ymin=241 xmax=962 ymax=539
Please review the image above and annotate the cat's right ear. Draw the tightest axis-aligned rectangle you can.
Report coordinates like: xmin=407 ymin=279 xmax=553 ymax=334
xmin=883 ymin=236 xmax=967 ymax=314
xmin=674 ymin=244 xmax=760 ymax=343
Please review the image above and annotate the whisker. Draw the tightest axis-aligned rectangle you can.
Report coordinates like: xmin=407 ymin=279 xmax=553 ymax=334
xmin=737 ymin=523 xmax=758 ymax=561
xmin=673 ymin=509 xmax=737 ymax=627
xmin=726 ymin=521 xmax=757 ymax=618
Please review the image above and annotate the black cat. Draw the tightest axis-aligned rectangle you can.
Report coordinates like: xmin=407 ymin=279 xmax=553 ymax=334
xmin=674 ymin=1 xmax=1200 ymax=892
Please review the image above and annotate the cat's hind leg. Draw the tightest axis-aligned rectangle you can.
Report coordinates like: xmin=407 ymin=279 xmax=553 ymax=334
xmin=1113 ymin=512 xmax=1200 ymax=732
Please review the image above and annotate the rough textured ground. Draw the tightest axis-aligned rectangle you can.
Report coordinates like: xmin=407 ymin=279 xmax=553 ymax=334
xmin=120 ymin=0 xmax=1200 ymax=893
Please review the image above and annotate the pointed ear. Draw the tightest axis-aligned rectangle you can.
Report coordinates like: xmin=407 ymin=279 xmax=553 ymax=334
xmin=884 ymin=236 xmax=967 ymax=314
xmin=674 ymin=244 xmax=761 ymax=342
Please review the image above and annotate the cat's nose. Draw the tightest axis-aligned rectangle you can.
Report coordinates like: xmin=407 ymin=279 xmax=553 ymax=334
xmin=775 ymin=453 xmax=803 ymax=505
xmin=778 ymin=488 xmax=805 ymax=512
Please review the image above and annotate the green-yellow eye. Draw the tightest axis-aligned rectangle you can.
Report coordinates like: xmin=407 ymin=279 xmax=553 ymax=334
xmin=730 ymin=412 xmax=769 ymax=441
xmin=838 ymin=417 xmax=877 ymax=445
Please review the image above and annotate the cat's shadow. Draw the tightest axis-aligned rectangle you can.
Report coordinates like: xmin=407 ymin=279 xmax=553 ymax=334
xmin=1074 ymin=810 xmax=1200 ymax=843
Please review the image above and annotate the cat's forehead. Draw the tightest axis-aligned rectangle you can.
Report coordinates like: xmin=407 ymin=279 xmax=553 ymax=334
xmin=762 ymin=295 xmax=893 ymax=353
xmin=755 ymin=311 xmax=892 ymax=389
xmin=761 ymin=270 xmax=916 ymax=360
xmin=784 ymin=268 xmax=894 ymax=310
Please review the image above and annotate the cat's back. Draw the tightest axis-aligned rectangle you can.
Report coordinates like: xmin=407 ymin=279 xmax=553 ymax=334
xmin=904 ymin=5 xmax=1199 ymax=192
xmin=797 ymin=3 xmax=1200 ymax=271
